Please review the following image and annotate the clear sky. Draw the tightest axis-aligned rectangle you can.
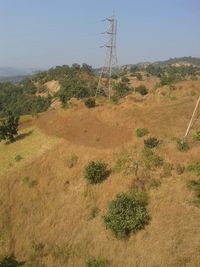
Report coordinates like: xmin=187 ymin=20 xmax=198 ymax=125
xmin=0 ymin=0 xmax=200 ymax=69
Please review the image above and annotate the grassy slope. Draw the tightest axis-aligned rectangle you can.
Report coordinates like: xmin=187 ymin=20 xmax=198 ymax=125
xmin=0 ymin=78 xmax=200 ymax=267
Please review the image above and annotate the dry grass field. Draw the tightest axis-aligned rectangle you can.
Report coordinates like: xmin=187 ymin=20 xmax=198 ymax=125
xmin=0 ymin=78 xmax=200 ymax=267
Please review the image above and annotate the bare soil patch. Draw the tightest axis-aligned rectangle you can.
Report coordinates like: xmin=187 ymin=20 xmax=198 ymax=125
xmin=36 ymin=108 xmax=133 ymax=149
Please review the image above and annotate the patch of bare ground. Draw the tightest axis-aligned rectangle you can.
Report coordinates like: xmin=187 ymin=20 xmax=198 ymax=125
xmin=36 ymin=107 xmax=134 ymax=149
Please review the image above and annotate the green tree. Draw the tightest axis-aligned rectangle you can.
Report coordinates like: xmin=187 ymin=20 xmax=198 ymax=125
xmin=103 ymin=192 xmax=149 ymax=238
xmin=0 ymin=112 xmax=19 ymax=142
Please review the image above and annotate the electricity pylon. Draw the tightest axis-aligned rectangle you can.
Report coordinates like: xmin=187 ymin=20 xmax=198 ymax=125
xmin=95 ymin=13 xmax=118 ymax=99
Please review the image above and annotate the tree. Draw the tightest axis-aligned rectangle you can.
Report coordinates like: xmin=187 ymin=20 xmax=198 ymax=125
xmin=103 ymin=192 xmax=149 ymax=238
xmin=0 ymin=112 xmax=19 ymax=142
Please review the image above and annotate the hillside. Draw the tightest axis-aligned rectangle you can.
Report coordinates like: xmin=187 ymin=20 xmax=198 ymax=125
xmin=122 ymin=56 xmax=200 ymax=70
xmin=0 ymin=75 xmax=200 ymax=266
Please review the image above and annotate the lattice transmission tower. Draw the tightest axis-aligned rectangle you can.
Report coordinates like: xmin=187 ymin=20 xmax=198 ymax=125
xmin=95 ymin=13 xmax=118 ymax=99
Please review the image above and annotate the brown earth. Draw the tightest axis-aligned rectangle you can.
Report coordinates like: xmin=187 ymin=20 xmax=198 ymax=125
xmin=36 ymin=108 xmax=133 ymax=149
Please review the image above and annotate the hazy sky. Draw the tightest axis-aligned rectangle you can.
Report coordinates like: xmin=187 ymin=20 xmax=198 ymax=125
xmin=0 ymin=0 xmax=200 ymax=69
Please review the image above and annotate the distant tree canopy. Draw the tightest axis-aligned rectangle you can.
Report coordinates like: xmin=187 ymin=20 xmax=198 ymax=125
xmin=145 ymin=64 xmax=200 ymax=85
xmin=0 ymin=81 xmax=51 ymax=117
xmin=31 ymin=64 xmax=97 ymax=106
xmin=1 ymin=61 xmax=198 ymax=118
xmin=33 ymin=63 xmax=94 ymax=83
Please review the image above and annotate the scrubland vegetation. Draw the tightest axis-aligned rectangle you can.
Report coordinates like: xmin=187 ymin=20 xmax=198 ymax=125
xmin=1 ymin=57 xmax=200 ymax=266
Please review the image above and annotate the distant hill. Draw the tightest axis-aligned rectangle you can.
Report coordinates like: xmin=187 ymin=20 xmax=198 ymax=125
xmin=122 ymin=56 xmax=200 ymax=70
xmin=0 ymin=75 xmax=32 ymax=84
xmin=154 ymin=56 xmax=200 ymax=67
xmin=0 ymin=67 xmax=42 ymax=83
xmin=0 ymin=67 xmax=34 ymax=77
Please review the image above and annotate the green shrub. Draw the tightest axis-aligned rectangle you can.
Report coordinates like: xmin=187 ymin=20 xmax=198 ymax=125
xmin=84 ymin=161 xmax=108 ymax=184
xmin=148 ymin=179 xmax=161 ymax=189
xmin=113 ymin=148 xmax=138 ymax=176
xmin=130 ymin=187 xmax=148 ymax=205
xmin=162 ymin=162 xmax=173 ymax=177
xmin=136 ymin=73 xmax=143 ymax=81
xmin=135 ymin=85 xmax=148 ymax=95
xmin=66 ymin=153 xmax=78 ymax=168
xmin=86 ymin=257 xmax=109 ymax=267
xmin=193 ymin=130 xmax=200 ymax=141
xmin=141 ymin=148 xmax=163 ymax=169
xmin=144 ymin=137 xmax=159 ymax=148
xmin=121 ymin=76 xmax=129 ymax=83
xmin=188 ymin=160 xmax=200 ymax=177
xmin=0 ymin=255 xmax=23 ymax=267
xmin=51 ymin=245 xmax=70 ymax=265
xmin=135 ymin=128 xmax=149 ymax=137
xmin=15 ymin=154 xmax=22 ymax=162
xmin=31 ymin=240 xmax=44 ymax=253
xmin=22 ymin=176 xmax=38 ymax=188
xmin=103 ymin=192 xmax=149 ymax=239
xmin=111 ymin=74 xmax=118 ymax=79
xmin=176 ymin=164 xmax=185 ymax=175
xmin=84 ymin=98 xmax=96 ymax=108
xmin=176 ymin=138 xmax=189 ymax=151
xmin=187 ymin=179 xmax=200 ymax=206
xmin=112 ymin=82 xmax=133 ymax=99
xmin=153 ymin=82 xmax=161 ymax=90
xmin=90 ymin=206 xmax=99 ymax=219
xmin=110 ymin=95 xmax=120 ymax=104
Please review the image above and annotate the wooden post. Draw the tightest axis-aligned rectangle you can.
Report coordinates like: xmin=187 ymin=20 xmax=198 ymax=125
xmin=184 ymin=96 xmax=200 ymax=138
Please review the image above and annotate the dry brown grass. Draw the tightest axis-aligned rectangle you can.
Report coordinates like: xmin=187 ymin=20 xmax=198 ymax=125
xmin=1 ymin=79 xmax=200 ymax=267
xmin=0 ymin=126 xmax=60 ymax=176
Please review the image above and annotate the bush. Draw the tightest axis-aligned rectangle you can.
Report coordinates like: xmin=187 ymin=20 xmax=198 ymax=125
xmin=141 ymin=148 xmax=163 ymax=169
xmin=130 ymin=187 xmax=148 ymax=205
xmin=89 ymin=206 xmax=99 ymax=219
xmin=84 ymin=98 xmax=96 ymax=108
xmin=193 ymin=130 xmax=200 ymax=141
xmin=66 ymin=153 xmax=78 ymax=168
xmin=188 ymin=160 xmax=200 ymax=177
xmin=144 ymin=137 xmax=159 ymax=148
xmin=31 ymin=240 xmax=44 ymax=253
xmin=111 ymin=74 xmax=118 ymax=79
xmin=136 ymin=73 xmax=143 ymax=81
xmin=86 ymin=257 xmax=109 ymax=267
xmin=148 ymin=179 xmax=161 ymax=189
xmin=113 ymin=148 xmax=138 ymax=176
xmin=121 ymin=76 xmax=129 ymax=83
xmin=0 ymin=255 xmax=23 ymax=267
xmin=112 ymin=82 xmax=133 ymax=99
xmin=135 ymin=85 xmax=148 ymax=95
xmin=84 ymin=161 xmax=108 ymax=184
xmin=176 ymin=164 xmax=185 ymax=175
xmin=15 ymin=154 xmax=22 ymax=162
xmin=103 ymin=192 xmax=149 ymax=239
xmin=22 ymin=176 xmax=38 ymax=188
xmin=162 ymin=162 xmax=173 ymax=177
xmin=187 ymin=179 xmax=200 ymax=206
xmin=135 ymin=128 xmax=149 ymax=137
xmin=176 ymin=138 xmax=189 ymax=151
